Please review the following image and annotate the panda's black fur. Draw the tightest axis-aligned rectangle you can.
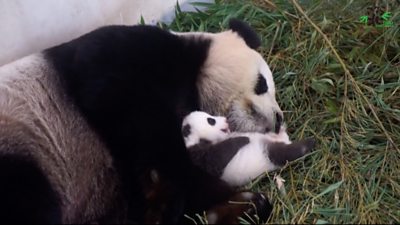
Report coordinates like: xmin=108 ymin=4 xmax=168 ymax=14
xmin=0 ymin=150 xmax=61 ymax=223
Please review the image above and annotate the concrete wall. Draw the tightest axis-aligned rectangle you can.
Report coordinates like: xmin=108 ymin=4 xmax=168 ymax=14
xmin=0 ymin=0 xmax=212 ymax=66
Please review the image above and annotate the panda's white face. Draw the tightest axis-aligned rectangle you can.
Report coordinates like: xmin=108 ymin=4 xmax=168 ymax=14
xmin=226 ymin=52 xmax=282 ymax=134
xmin=191 ymin=30 xmax=283 ymax=134
xmin=182 ymin=111 xmax=230 ymax=148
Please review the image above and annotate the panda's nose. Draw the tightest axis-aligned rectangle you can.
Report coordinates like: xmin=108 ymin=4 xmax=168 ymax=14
xmin=274 ymin=112 xmax=283 ymax=133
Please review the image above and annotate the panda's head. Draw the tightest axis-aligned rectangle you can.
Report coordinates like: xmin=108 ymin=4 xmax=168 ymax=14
xmin=182 ymin=111 xmax=230 ymax=148
xmin=178 ymin=19 xmax=283 ymax=134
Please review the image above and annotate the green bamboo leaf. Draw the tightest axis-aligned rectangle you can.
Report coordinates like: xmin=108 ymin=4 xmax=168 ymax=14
xmin=316 ymin=219 xmax=330 ymax=224
xmin=314 ymin=181 xmax=344 ymax=199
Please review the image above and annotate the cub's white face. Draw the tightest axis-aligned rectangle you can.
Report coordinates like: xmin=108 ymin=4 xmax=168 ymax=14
xmin=182 ymin=111 xmax=230 ymax=148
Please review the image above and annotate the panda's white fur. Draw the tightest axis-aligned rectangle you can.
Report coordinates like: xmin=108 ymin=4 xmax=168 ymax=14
xmin=182 ymin=111 xmax=313 ymax=187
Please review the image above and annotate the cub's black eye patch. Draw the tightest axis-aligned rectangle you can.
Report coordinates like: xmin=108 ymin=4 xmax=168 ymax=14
xmin=207 ymin=118 xmax=216 ymax=126
xmin=182 ymin=124 xmax=191 ymax=137
xmin=254 ymin=74 xmax=268 ymax=95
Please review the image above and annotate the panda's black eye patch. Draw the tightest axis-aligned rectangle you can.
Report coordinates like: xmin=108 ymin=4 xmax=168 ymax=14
xmin=254 ymin=74 xmax=268 ymax=95
xmin=207 ymin=118 xmax=216 ymax=126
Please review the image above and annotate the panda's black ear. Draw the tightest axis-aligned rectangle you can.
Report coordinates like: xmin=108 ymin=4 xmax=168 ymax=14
xmin=228 ymin=19 xmax=261 ymax=49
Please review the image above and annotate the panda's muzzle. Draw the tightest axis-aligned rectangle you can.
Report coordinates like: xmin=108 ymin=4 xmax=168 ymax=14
xmin=221 ymin=128 xmax=230 ymax=133
xmin=262 ymin=111 xmax=283 ymax=134
xmin=251 ymin=103 xmax=283 ymax=134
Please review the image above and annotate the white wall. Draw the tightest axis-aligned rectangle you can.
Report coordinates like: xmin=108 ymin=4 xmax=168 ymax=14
xmin=0 ymin=0 xmax=212 ymax=66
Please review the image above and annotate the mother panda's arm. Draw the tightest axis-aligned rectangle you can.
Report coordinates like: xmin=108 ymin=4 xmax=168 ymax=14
xmin=188 ymin=136 xmax=250 ymax=177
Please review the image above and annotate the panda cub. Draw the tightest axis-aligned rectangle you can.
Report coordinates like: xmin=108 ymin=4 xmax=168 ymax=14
xmin=182 ymin=111 xmax=315 ymax=187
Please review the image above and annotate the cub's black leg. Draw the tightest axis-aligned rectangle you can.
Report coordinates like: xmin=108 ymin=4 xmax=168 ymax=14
xmin=0 ymin=155 xmax=62 ymax=224
xmin=268 ymin=138 xmax=316 ymax=166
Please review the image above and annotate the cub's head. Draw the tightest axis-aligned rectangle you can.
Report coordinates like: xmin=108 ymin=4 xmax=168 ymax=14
xmin=178 ymin=19 xmax=283 ymax=134
xmin=181 ymin=111 xmax=230 ymax=148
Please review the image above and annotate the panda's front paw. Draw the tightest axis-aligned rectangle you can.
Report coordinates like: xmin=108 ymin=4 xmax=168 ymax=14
xmin=205 ymin=191 xmax=272 ymax=224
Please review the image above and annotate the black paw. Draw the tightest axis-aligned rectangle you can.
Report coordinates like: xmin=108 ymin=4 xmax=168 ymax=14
xmin=302 ymin=137 xmax=316 ymax=153
xmin=205 ymin=191 xmax=272 ymax=224
xmin=250 ymin=192 xmax=273 ymax=222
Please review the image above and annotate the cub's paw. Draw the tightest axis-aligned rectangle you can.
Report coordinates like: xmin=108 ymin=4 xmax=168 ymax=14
xmin=205 ymin=192 xmax=272 ymax=224
xmin=303 ymin=137 xmax=316 ymax=153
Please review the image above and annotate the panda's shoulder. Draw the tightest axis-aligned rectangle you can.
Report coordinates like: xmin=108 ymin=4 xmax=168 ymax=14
xmin=45 ymin=24 xmax=210 ymax=67
xmin=44 ymin=25 xmax=179 ymax=70
xmin=45 ymin=24 xmax=212 ymax=92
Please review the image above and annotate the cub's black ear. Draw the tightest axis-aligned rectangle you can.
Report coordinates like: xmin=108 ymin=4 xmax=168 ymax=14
xmin=228 ymin=19 xmax=261 ymax=49
xmin=182 ymin=124 xmax=191 ymax=137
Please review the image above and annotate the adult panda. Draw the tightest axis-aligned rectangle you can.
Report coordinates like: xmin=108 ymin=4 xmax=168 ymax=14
xmin=0 ymin=19 xmax=283 ymax=223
